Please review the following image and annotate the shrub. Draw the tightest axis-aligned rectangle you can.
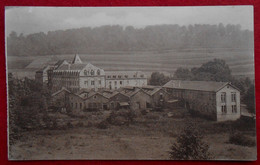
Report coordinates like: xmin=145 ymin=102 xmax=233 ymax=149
xmin=141 ymin=109 xmax=148 ymax=115
xmin=76 ymin=122 xmax=84 ymax=127
xmin=66 ymin=122 xmax=73 ymax=129
xmin=229 ymin=132 xmax=256 ymax=147
xmin=107 ymin=109 xmax=136 ymax=126
xmin=97 ymin=121 xmax=109 ymax=129
xmin=169 ymin=123 xmax=212 ymax=160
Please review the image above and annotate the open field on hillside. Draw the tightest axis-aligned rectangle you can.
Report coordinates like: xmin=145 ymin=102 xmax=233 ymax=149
xmin=9 ymin=109 xmax=257 ymax=160
xmin=7 ymin=49 xmax=255 ymax=79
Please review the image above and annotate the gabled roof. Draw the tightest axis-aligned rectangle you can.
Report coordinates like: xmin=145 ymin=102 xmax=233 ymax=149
xmin=55 ymin=60 xmax=69 ymax=67
xmin=88 ymin=92 xmax=110 ymax=99
xmin=72 ymin=54 xmax=83 ymax=64
xmin=52 ymin=87 xmax=71 ymax=96
xmin=56 ymin=64 xmax=87 ymax=71
xmin=142 ymin=87 xmax=165 ymax=96
xmin=163 ymin=80 xmax=235 ymax=92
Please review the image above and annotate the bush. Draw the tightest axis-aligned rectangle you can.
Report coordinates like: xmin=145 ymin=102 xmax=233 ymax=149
xmin=107 ymin=109 xmax=136 ymax=126
xmin=76 ymin=122 xmax=84 ymax=127
xmin=141 ymin=109 xmax=148 ymax=115
xmin=66 ymin=122 xmax=73 ymax=129
xmin=97 ymin=121 xmax=109 ymax=129
xmin=169 ymin=123 xmax=212 ymax=160
xmin=229 ymin=132 xmax=256 ymax=147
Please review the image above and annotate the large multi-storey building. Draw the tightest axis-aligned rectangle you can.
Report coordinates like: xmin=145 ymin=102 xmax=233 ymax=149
xmin=163 ymin=80 xmax=241 ymax=121
xmin=37 ymin=54 xmax=147 ymax=93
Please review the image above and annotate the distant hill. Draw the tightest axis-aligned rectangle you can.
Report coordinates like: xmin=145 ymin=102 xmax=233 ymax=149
xmin=6 ymin=24 xmax=253 ymax=57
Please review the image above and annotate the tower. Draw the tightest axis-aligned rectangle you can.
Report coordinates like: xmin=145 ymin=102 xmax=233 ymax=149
xmin=72 ymin=54 xmax=83 ymax=64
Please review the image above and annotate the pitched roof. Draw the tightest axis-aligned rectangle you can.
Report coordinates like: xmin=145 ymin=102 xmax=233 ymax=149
xmin=72 ymin=54 xmax=83 ymax=64
xmin=56 ymin=64 xmax=87 ymax=71
xmin=55 ymin=60 xmax=69 ymax=67
xmin=163 ymin=80 xmax=231 ymax=92
xmin=142 ymin=87 xmax=164 ymax=96
xmin=52 ymin=87 xmax=71 ymax=96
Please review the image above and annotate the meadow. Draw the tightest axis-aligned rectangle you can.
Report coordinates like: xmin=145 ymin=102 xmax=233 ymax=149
xmin=9 ymin=109 xmax=257 ymax=160
xmin=7 ymin=48 xmax=255 ymax=79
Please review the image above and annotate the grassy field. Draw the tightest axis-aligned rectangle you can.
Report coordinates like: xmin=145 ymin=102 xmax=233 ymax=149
xmin=7 ymin=49 xmax=255 ymax=79
xmin=9 ymin=109 xmax=257 ymax=160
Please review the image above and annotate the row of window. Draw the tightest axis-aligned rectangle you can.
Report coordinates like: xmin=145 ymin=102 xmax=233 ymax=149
xmin=221 ymin=105 xmax=237 ymax=113
xmin=84 ymin=69 xmax=101 ymax=76
xmin=52 ymin=71 xmax=79 ymax=76
xmin=106 ymin=74 xmax=144 ymax=79
xmin=221 ymin=92 xmax=236 ymax=103
xmin=53 ymin=80 xmax=78 ymax=86
xmin=84 ymin=80 xmax=102 ymax=86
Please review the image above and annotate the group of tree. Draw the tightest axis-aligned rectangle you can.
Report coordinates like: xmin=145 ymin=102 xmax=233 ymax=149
xmin=7 ymin=23 xmax=253 ymax=56
xmin=8 ymin=73 xmax=51 ymax=144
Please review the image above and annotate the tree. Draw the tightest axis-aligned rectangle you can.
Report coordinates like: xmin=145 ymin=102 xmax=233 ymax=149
xmin=174 ymin=67 xmax=192 ymax=80
xmin=243 ymin=84 xmax=255 ymax=114
xmin=192 ymin=59 xmax=232 ymax=82
xmin=169 ymin=124 xmax=212 ymax=160
xmin=149 ymin=72 xmax=170 ymax=86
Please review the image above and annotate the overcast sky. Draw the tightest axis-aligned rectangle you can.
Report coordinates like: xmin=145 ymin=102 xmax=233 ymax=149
xmin=5 ymin=6 xmax=253 ymax=36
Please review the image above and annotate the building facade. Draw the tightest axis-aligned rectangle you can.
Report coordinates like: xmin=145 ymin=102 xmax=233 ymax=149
xmin=105 ymin=71 xmax=147 ymax=90
xmin=37 ymin=54 xmax=147 ymax=92
xmin=163 ymin=80 xmax=241 ymax=121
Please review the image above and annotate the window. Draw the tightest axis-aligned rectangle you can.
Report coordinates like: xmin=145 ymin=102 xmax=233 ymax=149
xmin=91 ymin=70 xmax=94 ymax=75
xmin=99 ymin=80 xmax=102 ymax=85
xmin=97 ymin=69 xmax=100 ymax=75
xmin=113 ymin=75 xmax=116 ymax=78
xmin=91 ymin=81 xmax=95 ymax=85
xmin=120 ymin=81 xmax=122 ymax=85
xmin=84 ymin=81 xmax=88 ymax=85
xmin=231 ymin=92 xmax=236 ymax=102
xmin=160 ymin=93 xmax=163 ymax=99
xmin=118 ymin=75 xmax=122 ymax=78
xmin=221 ymin=105 xmax=227 ymax=113
xmin=140 ymin=74 xmax=144 ymax=78
xmin=76 ymin=103 xmax=78 ymax=108
xmin=221 ymin=92 xmax=226 ymax=103
xmin=232 ymin=105 xmax=237 ymax=113
xmin=80 ymin=103 xmax=82 ymax=109
xmin=115 ymin=81 xmax=117 ymax=85
xmin=125 ymin=75 xmax=128 ymax=78
xmin=94 ymin=95 xmax=97 ymax=99
xmin=107 ymin=76 xmax=111 ymax=78
xmin=84 ymin=70 xmax=88 ymax=75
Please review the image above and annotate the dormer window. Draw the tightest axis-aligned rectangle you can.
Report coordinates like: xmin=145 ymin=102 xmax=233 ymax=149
xmin=97 ymin=69 xmax=100 ymax=75
xmin=91 ymin=70 xmax=94 ymax=76
xmin=84 ymin=70 xmax=88 ymax=75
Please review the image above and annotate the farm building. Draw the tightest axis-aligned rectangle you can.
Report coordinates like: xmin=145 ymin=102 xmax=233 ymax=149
xmin=141 ymin=86 xmax=170 ymax=108
xmin=163 ymin=80 xmax=241 ymax=121
xmin=50 ymin=87 xmax=71 ymax=112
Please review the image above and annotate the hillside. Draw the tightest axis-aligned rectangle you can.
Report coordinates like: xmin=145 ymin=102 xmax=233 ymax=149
xmin=7 ymin=48 xmax=255 ymax=80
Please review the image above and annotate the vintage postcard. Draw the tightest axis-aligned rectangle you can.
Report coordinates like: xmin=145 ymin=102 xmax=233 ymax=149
xmin=6 ymin=6 xmax=256 ymax=160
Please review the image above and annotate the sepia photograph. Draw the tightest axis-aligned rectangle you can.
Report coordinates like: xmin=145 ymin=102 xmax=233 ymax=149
xmin=5 ymin=6 xmax=256 ymax=160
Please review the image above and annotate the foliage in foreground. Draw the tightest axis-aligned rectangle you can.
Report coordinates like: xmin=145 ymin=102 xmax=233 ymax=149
xmin=229 ymin=131 xmax=256 ymax=147
xmin=169 ymin=123 xmax=212 ymax=160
